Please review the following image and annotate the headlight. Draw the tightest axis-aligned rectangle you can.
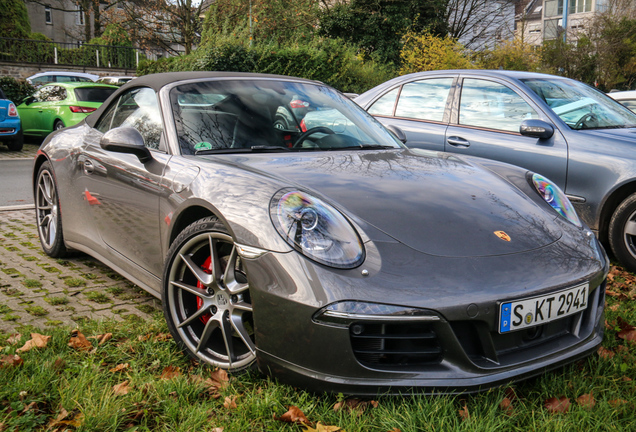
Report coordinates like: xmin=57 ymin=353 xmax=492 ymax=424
xmin=531 ymin=173 xmax=582 ymax=227
xmin=270 ymin=190 xmax=364 ymax=268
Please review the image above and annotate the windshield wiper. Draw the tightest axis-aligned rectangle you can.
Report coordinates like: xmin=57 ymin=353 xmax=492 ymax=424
xmin=195 ymin=146 xmax=291 ymax=155
xmin=337 ymin=145 xmax=397 ymax=150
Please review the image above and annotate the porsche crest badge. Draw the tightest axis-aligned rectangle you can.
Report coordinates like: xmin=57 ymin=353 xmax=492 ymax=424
xmin=494 ymin=231 xmax=511 ymax=242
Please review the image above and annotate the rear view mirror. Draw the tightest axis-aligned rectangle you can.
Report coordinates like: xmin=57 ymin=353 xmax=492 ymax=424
xmin=100 ymin=127 xmax=152 ymax=163
xmin=520 ymin=120 xmax=554 ymax=139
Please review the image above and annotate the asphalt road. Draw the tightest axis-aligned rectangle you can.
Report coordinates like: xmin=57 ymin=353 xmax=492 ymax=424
xmin=0 ymin=159 xmax=34 ymax=207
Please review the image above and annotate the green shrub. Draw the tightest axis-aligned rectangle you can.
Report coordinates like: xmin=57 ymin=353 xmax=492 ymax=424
xmin=0 ymin=77 xmax=36 ymax=103
xmin=137 ymin=38 xmax=396 ymax=94
xmin=399 ymin=32 xmax=473 ymax=74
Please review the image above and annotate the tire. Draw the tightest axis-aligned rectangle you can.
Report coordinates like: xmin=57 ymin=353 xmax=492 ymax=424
xmin=53 ymin=120 xmax=65 ymax=131
xmin=608 ymin=193 xmax=636 ymax=272
xmin=35 ymin=161 xmax=68 ymax=257
xmin=163 ymin=217 xmax=256 ymax=371
xmin=6 ymin=130 xmax=23 ymax=151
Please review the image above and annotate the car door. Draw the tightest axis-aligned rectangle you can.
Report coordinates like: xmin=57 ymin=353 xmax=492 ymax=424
xmin=19 ymin=86 xmax=66 ymax=135
xmin=365 ymin=76 xmax=456 ymax=151
xmin=445 ymin=76 xmax=569 ymax=189
xmin=77 ymin=86 xmax=171 ymax=282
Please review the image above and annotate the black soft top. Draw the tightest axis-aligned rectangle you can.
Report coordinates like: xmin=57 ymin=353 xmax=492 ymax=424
xmin=85 ymin=71 xmax=322 ymax=128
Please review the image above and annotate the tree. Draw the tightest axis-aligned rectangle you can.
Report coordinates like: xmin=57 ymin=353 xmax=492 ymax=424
xmin=445 ymin=0 xmax=514 ymax=50
xmin=1 ymin=0 xmax=32 ymax=39
xmin=399 ymin=31 xmax=472 ymax=74
xmin=318 ymin=0 xmax=448 ymax=65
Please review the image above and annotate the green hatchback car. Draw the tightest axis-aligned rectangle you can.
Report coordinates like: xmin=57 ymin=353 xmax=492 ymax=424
xmin=17 ymin=82 xmax=117 ymax=137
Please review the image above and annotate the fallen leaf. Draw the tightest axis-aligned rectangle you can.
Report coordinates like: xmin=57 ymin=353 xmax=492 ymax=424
xmin=0 ymin=355 xmax=23 ymax=368
xmin=223 ymin=396 xmax=237 ymax=409
xmin=458 ymin=405 xmax=470 ymax=421
xmin=210 ymin=428 xmax=224 ymax=432
xmin=386 ymin=429 xmax=402 ymax=432
xmin=68 ymin=330 xmax=92 ymax=351
xmin=499 ymin=397 xmax=514 ymax=415
xmin=275 ymin=405 xmax=311 ymax=425
xmin=113 ymin=380 xmax=131 ymax=395
xmin=618 ymin=329 xmax=636 ymax=343
xmin=617 ymin=345 xmax=630 ymax=354
xmin=623 ymin=376 xmax=632 ymax=382
xmin=7 ymin=333 xmax=21 ymax=345
xmin=154 ymin=333 xmax=172 ymax=341
xmin=609 ymin=399 xmax=628 ymax=408
xmin=302 ymin=423 xmax=343 ymax=432
xmin=609 ymin=304 xmax=620 ymax=311
xmin=138 ymin=334 xmax=151 ymax=342
xmin=210 ymin=368 xmax=229 ymax=388
xmin=576 ymin=393 xmax=595 ymax=410
xmin=22 ymin=402 xmax=37 ymax=413
xmin=48 ymin=408 xmax=84 ymax=428
xmin=544 ymin=396 xmax=570 ymax=413
xmin=88 ymin=333 xmax=113 ymax=345
xmin=160 ymin=366 xmax=181 ymax=380
xmin=16 ymin=333 xmax=51 ymax=353
xmin=597 ymin=346 xmax=615 ymax=359
xmin=333 ymin=398 xmax=378 ymax=415
xmin=109 ymin=363 xmax=129 ymax=373
xmin=53 ymin=358 xmax=66 ymax=371
xmin=504 ymin=387 xmax=518 ymax=401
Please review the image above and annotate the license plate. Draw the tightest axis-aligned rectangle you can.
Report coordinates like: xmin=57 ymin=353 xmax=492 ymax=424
xmin=499 ymin=283 xmax=589 ymax=333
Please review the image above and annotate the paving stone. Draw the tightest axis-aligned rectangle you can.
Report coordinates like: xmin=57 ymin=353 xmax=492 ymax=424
xmin=0 ymin=143 xmax=39 ymax=160
xmin=0 ymin=209 xmax=159 ymax=333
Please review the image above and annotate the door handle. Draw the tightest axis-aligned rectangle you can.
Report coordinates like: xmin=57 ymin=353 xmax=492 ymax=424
xmin=447 ymin=136 xmax=470 ymax=148
xmin=83 ymin=159 xmax=94 ymax=175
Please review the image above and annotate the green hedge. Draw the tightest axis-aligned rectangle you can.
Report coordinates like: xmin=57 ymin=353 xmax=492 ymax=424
xmin=137 ymin=38 xmax=396 ymax=94
xmin=0 ymin=76 xmax=36 ymax=104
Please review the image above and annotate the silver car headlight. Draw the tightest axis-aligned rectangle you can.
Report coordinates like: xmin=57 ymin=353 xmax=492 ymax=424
xmin=270 ymin=190 xmax=364 ymax=269
xmin=531 ymin=173 xmax=582 ymax=227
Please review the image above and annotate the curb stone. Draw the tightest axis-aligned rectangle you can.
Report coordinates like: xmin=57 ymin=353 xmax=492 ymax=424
xmin=0 ymin=209 xmax=161 ymax=334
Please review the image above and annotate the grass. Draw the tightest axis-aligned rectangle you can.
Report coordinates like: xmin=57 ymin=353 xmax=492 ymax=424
xmin=0 ymin=270 xmax=635 ymax=431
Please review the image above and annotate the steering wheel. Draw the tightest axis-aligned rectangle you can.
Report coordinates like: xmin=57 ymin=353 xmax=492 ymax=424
xmin=574 ymin=113 xmax=598 ymax=130
xmin=293 ymin=127 xmax=334 ymax=147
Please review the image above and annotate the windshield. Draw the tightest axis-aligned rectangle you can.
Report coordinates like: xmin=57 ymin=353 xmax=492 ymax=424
xmin=522 ymin=78 xmax=636 ymax=130
xmin=169 ymin=80 xmax=403 ymax=155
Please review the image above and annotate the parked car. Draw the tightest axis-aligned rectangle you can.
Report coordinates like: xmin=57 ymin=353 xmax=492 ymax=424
xmin=33 ymin=72 xmax=607 ymax=395
xmin=17 ymin=82 xmax=117 ymax=137
xmin=356 ymin=70 xmax=636 ymax=273
xmin=97 ymin=76 xmax=134 ymax=86
xmin=608 ymin=90 xmax=636 ymax=112
xmin=0 ymin=87 xmax=23 ymax=151
xmin=27 ymin=71 xmax=99 ymax=86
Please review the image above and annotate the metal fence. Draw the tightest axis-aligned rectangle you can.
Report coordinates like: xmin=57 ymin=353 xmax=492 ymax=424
xmin=0 ymin=37 xmax=154 ymax=69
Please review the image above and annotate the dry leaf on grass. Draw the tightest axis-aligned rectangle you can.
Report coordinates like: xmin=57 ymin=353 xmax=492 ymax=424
xmin=544 ymin=396 xmax=570 ymax=413
xmin=618 ymin=329 xmax=636 ymax=343
xmin=302 ymin=422 xmax=343 ymax=432
xmin=113 ymin=380 xmax=131 ymax=395
xmin=458 ymin=405 xmax=470 ymax=421
xmin=154 ymin=333 xmax=172 ymax=341
xmin=210 ymin=428 xmax=224 ymax=432
xmin=210 ymin=368 xmax=229 ymax=388
xmin=609 ymin=304 xmax=620 ymax=312
xmin=597 ymin=346 xmax=615 ymax=359
xmin=609 ymin=399 xmax=628 ymax=408
xmin=576 ymin=393 xmax=595 ymax=410
xmin=47 ymin=408 xmax=84 ymax=428
xmin=138 ymin=334 xmax=151 ymax=342
xmin=0 ymin=355 xmax=23 ymax=368
xmin=333 ymin=398 xmax=378 ymax=415
xmin=88 ymin=333 xmax=112 ymax=345
xmin=275 ymin=405 xmax=311 ymax=425
xmin=223 ymin=396 xmax=237 ymax=409
xmin=68 ymin=330 xmax=92 ymax=351
xmin=623 ymin=376 xmax=633 ymax=382
xmin=499 ymin=397 xmax=514 ymax=415
xmin=109 ymin=363 xmax=129 ymax=373
xmin=16 ymin=333 xmax=51 ymax=353
xmin=160 ymin=366 xmax=181 ymax=380
xmin=7 ymin=334 xmax=21 ymax=345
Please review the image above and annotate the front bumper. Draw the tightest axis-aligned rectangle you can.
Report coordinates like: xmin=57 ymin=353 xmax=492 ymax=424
xmin=245 ymin=227 xmax=608 ymax=395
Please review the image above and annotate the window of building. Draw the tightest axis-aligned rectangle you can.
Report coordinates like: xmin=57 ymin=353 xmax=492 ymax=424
xmin=45 ymin=6 xmax=52 ymax=24
xmin=569 ymin=0 xmax=592 ymax=13
xmin=544 ymin=0 xmax=563 ymax=17
xmin=76 ymin=6 xmax=84 ymax=25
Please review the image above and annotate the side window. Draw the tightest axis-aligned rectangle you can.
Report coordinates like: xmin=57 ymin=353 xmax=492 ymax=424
xmin=38 ymin=86 xmax=67 ymax=102
xmin=368 ymin=88 xmax=399 ymax=116
xmin=98 ymin=87 xmax=163 ymax=150
xmin=459 ymin=79 xmax=539 ymax=132
xmin=394 ymin=78 xmax=453 ymax=122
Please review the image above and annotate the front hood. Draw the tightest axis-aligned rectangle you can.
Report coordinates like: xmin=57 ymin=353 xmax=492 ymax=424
xmin=579 ymin=127 xmax=636 ymax=142
xmin=214 ymin=149 xmax=562 ymax=257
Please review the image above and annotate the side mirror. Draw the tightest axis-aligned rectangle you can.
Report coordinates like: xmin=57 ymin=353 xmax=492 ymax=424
xmin=100 ymin=127 xmax=152 ymax=163
xmin=23 ymin=96 xmax=35 ymax=106
xmin=386 ymin=124 xmax=407 ymax=144
xmin=520 ymin=119 xmax=554 ymax=139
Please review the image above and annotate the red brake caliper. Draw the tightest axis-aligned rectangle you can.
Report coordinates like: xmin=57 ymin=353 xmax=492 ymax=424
xmin=196 ymin=256 xmax=213 ymax=324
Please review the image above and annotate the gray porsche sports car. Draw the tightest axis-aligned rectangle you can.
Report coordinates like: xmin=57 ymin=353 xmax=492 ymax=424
xmin=33 ymin=72 xmax=608 ymax=395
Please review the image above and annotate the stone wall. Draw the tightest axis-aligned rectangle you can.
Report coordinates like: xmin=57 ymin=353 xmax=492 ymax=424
xmin=0 ymin=62 xmax=136 ymax=80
